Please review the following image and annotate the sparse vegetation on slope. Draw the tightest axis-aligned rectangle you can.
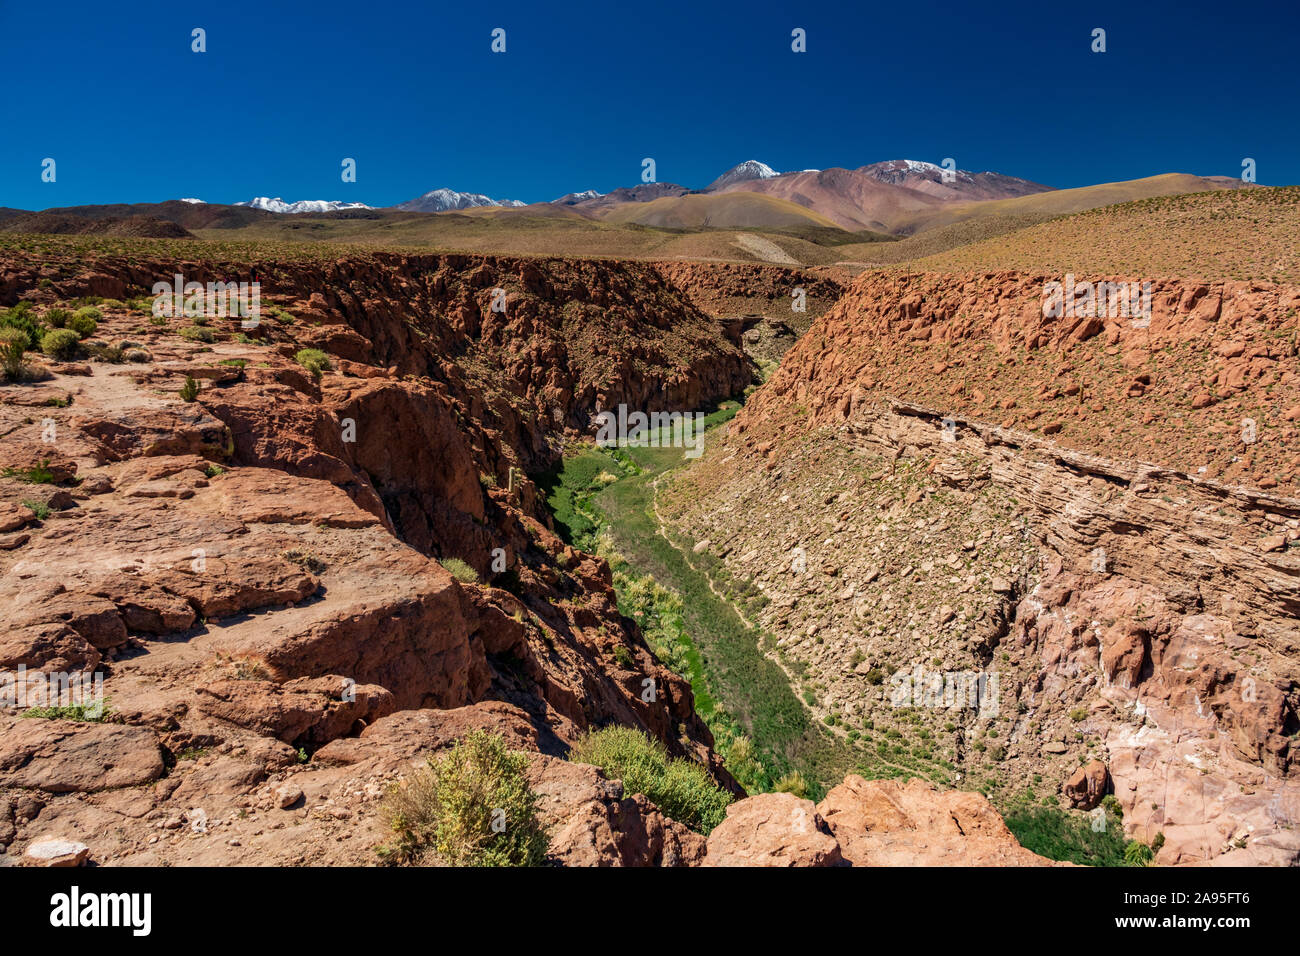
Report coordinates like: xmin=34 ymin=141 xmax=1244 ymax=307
xmin=381 ymin=730 xmax=548 ymax=867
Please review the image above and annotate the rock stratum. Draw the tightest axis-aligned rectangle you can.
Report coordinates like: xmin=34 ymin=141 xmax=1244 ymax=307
xmin=664 ymin=268 xmax=1300 ymax=865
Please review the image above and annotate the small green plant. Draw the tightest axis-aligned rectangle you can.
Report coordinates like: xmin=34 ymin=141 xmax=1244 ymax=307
xmin=224 ymin=656 xmax=273 ymax=681
xmin=440 ymin=557 xmax=480 ymax=584
xmin=43 ymin=307 xmax=70 ymax=328
xmin=41 ymin=328 xmax=81 ymax=360
xmin=0 ymin=302 xmax=41 ymax=341
xmin=22 ymin=700 xmax=108 ymax=722
xmin=179 ymin=326 xmax=215 ymax=343
xmin=67 ymin=309 xmax=99 ymax=338
xmin=772 ymin=770 xmax=809 ymax=798
xmin=204 ymin=463 xmax=225 ymax=478
xmin=179 ymin=376 xmax=200 ymax=402
xmin=380 ymin=729 xmax=548 ymax=866
xmin=0 ymin=327 xmax=29 ymax=379
xmin=295 ymin=348 xmax=331 ymax=379
xmin=612 ymin=645 xmax=635 ymax=668
xmin=568 ymin=725 xmax=732 ymax=833
xmin=1124 ymin=840 xmax=1155 ymax=866
xmin=2 ymin=460 xmax=55 ymax=484
xmin=20 ymin=499 xmax=51 ymax=520
xmin=218 ymin=358 xmax=247 ymax=368
xmin=281 ymin=547 xmax=327 ymax=574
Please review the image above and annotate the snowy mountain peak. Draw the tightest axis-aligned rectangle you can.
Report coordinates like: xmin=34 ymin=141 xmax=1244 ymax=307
xmin=235 ymin=197 xmax=372 ymax=214
xmin=552 ymin=189 xmax=604 ymax=204
xmin=707 ymin=160 xmax=781 ymax=190
xmin=393 ymin=188 xmax=525 ymax=213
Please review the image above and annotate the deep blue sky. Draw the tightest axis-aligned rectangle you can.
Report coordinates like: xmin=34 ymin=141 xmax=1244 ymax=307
xmin=3 ymin=0 xmax=1297 ymax=210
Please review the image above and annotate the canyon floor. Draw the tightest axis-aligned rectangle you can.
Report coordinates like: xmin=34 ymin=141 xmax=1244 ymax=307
xmin=1 ymin=186 xmax=1297 ymax=868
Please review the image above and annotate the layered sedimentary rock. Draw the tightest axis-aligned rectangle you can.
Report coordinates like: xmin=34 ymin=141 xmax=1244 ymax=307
xmin=665 ymin=269 xmax=1300 ymax=865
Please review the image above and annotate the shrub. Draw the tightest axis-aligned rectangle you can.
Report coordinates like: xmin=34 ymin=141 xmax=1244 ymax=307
xmin=20 ymin=499 xmax=51 ymax=520
xmin=0 ymin=328 xmax=29 ymax=378
xmin=568 ymin=725 xmax=732 ymax=833
xmin=67 ymin=309 xmax=98 ymax=338
xmin=84 ymin=342 xmax=123 ymax=363
xmin=440 ymin=557 xmax=480 ymax=584
xmin=123 ymin=347 xmax=151 ymax=363
xmin=612 ymin=645 xmax=635 ymax=668
xmin=2 ymin=459 xmax=55 ymax=483
xmin=0 ymin=302 xmax=41 ymax=342
xmin=280 ymin=547 xmax=327 ymax=574
xmin=41 ymin=328 xmax=80 ymax=360
xmin=43 ymin=307 xmax=71 ymax=328
xmin=295 ymin=347 xmax=332 ymax=379
xmin=22 ymin=701 xmax=108 ymax=722
xmin=179 ymin=326 xmax=215 ymax=343
xmin=1124 ymin=840 xmax=1154 ymax=866
xmin=179 ymin=376 xmax=200 ymax=402
xmin=381 ymin=729 xmax=548 ymax=866
xmin=772 ymin=770 xmax=810 ymax=798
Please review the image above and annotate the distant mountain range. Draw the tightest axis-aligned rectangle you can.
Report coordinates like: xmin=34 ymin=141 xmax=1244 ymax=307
xmin=4 ymin=159 xmax=1245 ymax=245
xmin=234 ymin=197 xmax=372 ymax=214
xmin=169 ymin=159 xmax=1050 ymax=229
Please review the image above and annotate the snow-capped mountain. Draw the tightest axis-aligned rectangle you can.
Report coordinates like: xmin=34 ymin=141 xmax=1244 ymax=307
xmin=706 ymin=160 xmax=781 ymax=191
xmin=858 ymin=159 xmax=1050 ymax=201
xmin=552 ymin=189 xmax=604 ymax=205
xmin=393 ymin=189 xmax=526 ymax=213
xmin=235 ymin=197 xmax=372 ymax=214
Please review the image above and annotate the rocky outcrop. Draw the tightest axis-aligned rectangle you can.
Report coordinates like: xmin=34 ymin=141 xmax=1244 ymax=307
xmin=700 ymin=777 xmax=1055 ymax=866
xmin=0 ymin=250 xmax=753 ymax=865
xmin=817 ymin=776 xmax=1057 ymax=866
xmin=703 ymin=792 xmax=843 ymax=867
xmin=1063 ymin=760 xmax=1110 ymax=810
xmin=742 ymin=270 xmax=1300 ymax=494
xmin=665 ymin=269 xmax=1300 ymax=866
xmin=531 ymin=756 xmax=706 ymax=867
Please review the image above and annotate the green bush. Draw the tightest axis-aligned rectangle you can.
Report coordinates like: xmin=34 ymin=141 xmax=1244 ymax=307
xmin=0 ymin=302 xmax=41 ymax=342
xmin=179 ymin=376 xmax=200 ymax=402
xmin=20 ymin=499 xmax=51 ymax=520
xmin=43 ymin=307 xmax=71 ymax=328
xmin=568 ymin=725 xmax=732 ymax=833
xmin=0 ymin=328 xmax=29 ymax=378
xmin=440 ymin=557 xmax=480 ymax=584
xmin=381 ymin=729 xmax=548 ymax=866
xmin=772 ymin=770 xmax=809 ymax=798
xmin=67 ymin=310 xmax=98 ymax=338
xmin=1124 ymin=840 xmax=1154 ymax=866
xmin=179 ymin=326 xmax=215 ymax=343
xmin=40 ymin=328 xmax=80 ymax=360
xmin=295 ymin=347 xmax=332 ymax=379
